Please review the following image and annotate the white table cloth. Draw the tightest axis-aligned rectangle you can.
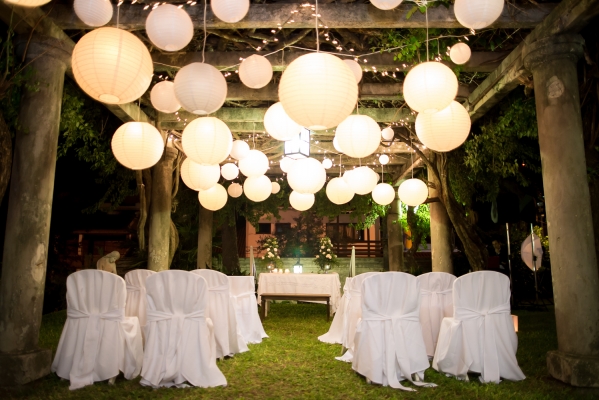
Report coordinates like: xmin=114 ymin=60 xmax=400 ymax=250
xmin=228 ymin=276 xmax=268 ymax=344
xmin=318 ymin=277 xmax=352 ymax=344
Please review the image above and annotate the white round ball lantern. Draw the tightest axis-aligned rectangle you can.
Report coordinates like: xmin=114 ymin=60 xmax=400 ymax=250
xmin=279 ymin=53 xmax=358 ymax=130
xmin=398 ymin=179 xmax=428 ymax=207
xmin=322 ymin=158 xmax=333 ymax=169
xmin=335 ymin=115 xmax=382 ymax=159
xmin=181 ymin=159 xmax=221 ymax=191
xmin=182 ymin=117 xmax=233 ymax=165
xmin=174 ymin=63 xmax=227 ymax=115
xmin=150 ymin=81 xmax=181 ymax=114
xmin=343 ymin=59 xmax=363 ymax=83
xmin=239 ymin=149 xmax=269 ymax=178
xmin=146 ymin=4 xmax=193 ymax=51
xmin=244 ymin=175 xmax=272 ymax=202
xmin=415 ymin=101 xmax=471 ymax=152
xmin=271 ymin=181 xmax=281 ymax=194
xmin=326 ymin=177 xmax=355 ymax=205
xmin=279 ymin=157 xmax=295 ymax=173
xmin=74 ymin=0 xmax=113 ymax=27
xmin=212 ymin=0 xmax=250 ymax=23
xmin=111 ymin=122 xmax=164 ymax=170
xmin=372 ymin=183 xmax=395 ymax=206
xmin=371 ymin=0 xmax=403 ymax=11
xmin=344 ymin=167 xmax=379 ymax=195
xmin=228 ymin=182 xmax=243 ymax=198
xmin=379 ymin=154 xmax=390 ymax=165
xmin=403 ymin=62 xmax=458 ymax=114
xmin=263 ymin=102 xmax=302 ymax=141
xmin=72 ymin=27 xmax=153 ymax=104
xmin=230 ymin=140 xmax=250 ymax=160
xmin=381 ymin=127 xmax=395 ymax=141
xmin=221 ymin=163 xmax=239 ymax=180
xmin=450 ymin=43 xmax=472 ymax=65
xmin=287 ymin=157 xmax=327 ymax=194
xmin=333 ymin=137 xmax=344 ymax=153
xmin=239 ymin=55 xmax=273 ymax=89
xmin=455 ymin=0 xmax=504 ymax=30
xmin=4 ymin=0 xmax=51 ymax=7
xmin=198 ymin=184 xmax=228 ymax=211
xmin=289 ymin=191 xmax=315 ymax=211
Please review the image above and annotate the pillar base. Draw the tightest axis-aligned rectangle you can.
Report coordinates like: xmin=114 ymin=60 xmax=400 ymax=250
xmin=547 ymin=350 xmax=599 ymax=387
xmin=0 ymin=349 xmax=52 ymax=386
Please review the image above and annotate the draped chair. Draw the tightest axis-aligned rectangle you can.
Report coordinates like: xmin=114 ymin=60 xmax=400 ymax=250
xmin=228 ymin=276 xmax=268 ymax=344
xmin=318 ymin=277 xmax=352 ymax=344
xmin=124 ymin=269 xmax=156 ymax=339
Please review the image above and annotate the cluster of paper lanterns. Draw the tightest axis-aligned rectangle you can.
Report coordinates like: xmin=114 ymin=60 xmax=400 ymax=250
xmin=212 ymin=0 xmax=250 ymax=23
xmin=454 ymin=0 xmax=504 ymax=30
xmin=199 ymin=184 xmax=228 ymax=211
xmin=181 ymin=159 xmax=221 ymax=191
xmin=239 ymin=55 xmax=273 ymax=89
xmin=264 ymin=103 xmax=301 ymax=141
xmin=398 ymin=179 xmax=428 ymax=207
xmin=111 ymin=122 xmax=164 ymax=170
xmin=74 ymin=0 xmax=113 ymax=27
xmin=146 ymin=5 xmax=194 ymax=51
xmin=334 ymin=115 xmax=382 ymax=159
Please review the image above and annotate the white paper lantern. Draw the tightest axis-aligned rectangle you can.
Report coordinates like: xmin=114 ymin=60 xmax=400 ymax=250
xmin=335 ymin=115 xmax=382 ymax=158
xmin=221 ymin=163 xmax=239 ymax=180
xmin=289 ymin=191 xmax=315 ymax=211
xmin=150 ymin=81 xmax=181 ymax=114
xmin=228 ymin=182 xmax=243 ymax=198
xmin=180 ymin=159 xmax=221 ymax=191
xmin=280 ymin=157 xmax=295 ymax=173
xmin=398 ymin=178 xmax=428 ymax=207
xmin=371 ymin=0 xmax=403 ymax=11
xmin=403 ymin=62 xmax=458 ymax=114
xmin=182 ymin=117 xmax=233 ymax=165
xmin=4 ymin=0 xmax=51 ymax=7
xmin=74 ymin=0 xmax=113 ymax=27
xmin=239 ymin=55 xmax=273 ymax=89
xmin=111 ymin=122 xmax=164 ymax=170
xmin=455 ymin=0 xmax=504 ymax=30
xmin=211 ymin=0 xmax=250 ymax=23
xmin=333 ymin=137 xmax=344 ymax=153
xmin=379 ymin=154 xmax=390 ymax=165
xmin=343 ymin=59 xmax=363 ymax=83
xmin=239 ymin=149 xmax=269 ymax=178
xmin=263 ymin=102 xmax=302 ymax=141
xmin=326 ymin=177 xmax=355 ymax=205
xmin=271 ymin=181 xmax=281 ymax=194
xmin=230 ymin=140 xmax=250 ymax=160
xmin=244 ymin=175 xmax=272 ymax=202
xmin=381 ymin=127 xmax=395 ymax=141
xmin=415 ymin=100 xmax=471 ymax=152
xmin=146 ymin=4 xmax=193 ymax=51
xmin=72 ymin=27 xmax=153 ymax=104
xmin=174 ymin=63 xmax=227 ymax=115
xmin=198 ymin=184 xmax=228 ymax=211
xmin=279 ymin=53 xmax=358 ymax=130
xmin=450 ymin=42 xmax=472 ymax=65
xmin=372 ymin=183 xmax=395 ymax=206
xmin=322 ymin=158 xmax=333 ymax=169
xmin=344 ymin=167 xmax=379 ymax=195
xmin=287 ymin=157 xmax=327 ymax=194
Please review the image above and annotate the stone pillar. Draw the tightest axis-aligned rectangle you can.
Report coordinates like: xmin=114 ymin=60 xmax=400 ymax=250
xmin=0 ymin=36 xmax=70 ymax=386
xmin=524 ymin=34 xmax=599 ymax=387
xmin=387 ymin=193 xmax=404 ymax=271
xmin=197 ymin=205 xmax=213 ymax=269
xmin=428 ymin=168 xmax=453 ymax=273
xmin=147 ymin=147 xmax=178 ymax=271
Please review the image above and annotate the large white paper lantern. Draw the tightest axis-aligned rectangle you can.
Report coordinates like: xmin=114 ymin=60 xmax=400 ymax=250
xmin=228 ymin=182 xmax=243 ymax=198
xmin=333 ymin=137 xmax=344 ymax=153
xmin=263 ymin=102 xmax=302 ymax=141
xmin=211 ymin=0 xmax=250 ymax=23
xmin=415 ymin=101 xmax=471 ymax=152
xmin=455 ymin=0 xmax=504 ymax=30
xmin=221 ymin=163 xmax=239 ymax=180
xmin=403 ymin=62 xmax=458 ymax=114
xmin=344 ymin=167 xmax=379 ymax=195
xmin=287 ymin=157 xmax=326 ymax=194
xmin=322 ymin=158 xmax=333 ymax=169
xmin=182 ymin=117 xmax=233 ymax=165
xmin=4 ymin=0 xmax=51 ymax=7
xmin=289 ymin=191 xmax=315 ymax=211
xmin=279 ymin=157 xmax=295 ymax=173
xmin=72 ymin=27 xmax=153 ymax=104
xmin=343 ymin=59 xmax=363 ymax=83
xmin=244 ymin=175 xmax=271 ymax=202
xmin=372 ymin=183 xmax=395 ymax=206
xmin=271 ymin=181 xmax=281 ymax=194
xmin=174 ymin=63 xmax=227 ymax=115
xmin=326 ymin=177 xmax=355 ymax=205
xmin=279 ymin=53 xmax=358 ymax=130
xmin=145 ymin=4 xmax=193 ymax=51
xmin=371 ymin=0 xmax=403 ymax=11
xmin=74 ymin=0 xmax=113 ymax=27
xmin=381 ymin=127 xmax=395 ymax=141
xmin=198 ymin=184 xmax=228 ymax=211
xmin=150 ymin=81 xmax=181 ymax=114
xmin=379 ymin=154 xmax=390 ymax=165
xmin=398 ymin=179 xmax=428 ymax=206
xmin=239 ymin=55 xmax=273 ymax=89
xmin=450 ymin=43 xmax=472 ymax=65
xmin=230 ymin=140 xmax=250 ymax=160
xmin=180 ymin=159 xmax=221 ymax=191
xmin=111 ymin=122 xmax=164 ymax=170
xmin=239 ymin=149 xmax=269 ymax=177
xmin=335 ymin=115 xmax=382 ymax=158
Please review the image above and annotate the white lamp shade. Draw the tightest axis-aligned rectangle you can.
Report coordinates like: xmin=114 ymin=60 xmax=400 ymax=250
xmin=381 ymin=127 xmax=395 ymax=141
xmin=211 ymin=0 xmax=250 ymax=23
xmin=322 ymin=158 xmax=333 ymax=169
xmin=150 ymin=81 xmax=181 ymax=114
xmin=228 ymin=182 xmax=243 ymax=198
xmin=239 ymin=55 xmax=273 ymax=89
xmin=145 ymin=4 xmax=193 ymax=51
xmin=198 ymin=184 xmax=228 ymax=211
xmin=289 ymin=191 xmax=315 ymax=211
xmin=371 ymin=0 xmax=403 ymax=11
xmin=398 ymin=178 xmax=428 ymax=206
xmin=333 ymin=136 xmax=344 ymax=153
xmin=182 ymin=117 xmax=233 ymax=165
xmin=230 ymin=140 xmax=250 ymax=160
xmin=181 ymin=159 xmax=221 ymax=191
xmin=4 ymin=0 xmax=51 ymax=7
xmin=221 ymin=163 xmax=239 ymax=180
xmin=244 ymin=175 xmax=272 ymax=202
xmin=74 ymin=0 xmax=113 ymax=27
xmin=271 ymin=181 xmax=281 ymax=194
xmin=344 ymin=166 xmax=379 ymax=195
xmin=279 ymin=156 xmax=295 ymax=173
xmin=72 ymin=27 xmax=153 ymax=104
xmin=379 ymin=154 xmax=390 ymax=165
xmin=450 ymin=43 xmax=472 ymax=65
xmin=279 ymin=53 xmax=358 ymax=130
xmin=263 ymin=102 xmax=302 ymax=141
xmin=287 ymin=157 xmax=326 ymax=194
xmin=455 ymin=0 xmax=504 ymax=30
xmin=343 ymin=59 xmax=363 ymax=83
xmin=239 ymin=149 xmax=269 ymax=178
xmin=372 ymin=183 xmax=395 ymax=206
xmin=403 ymin=62 xmax=458 ymax=114
xmin=415 ymin=101 xmax=471 ymax=152
xmin=335 ymin=115 xmax=382 ymax=158
xmin=111 ymin=122 xmax=164 ymax=170
xmin=326 ymin=177 xmax=355 ymax=205
xmin=174 ymin=63 xmax=227 ymax=115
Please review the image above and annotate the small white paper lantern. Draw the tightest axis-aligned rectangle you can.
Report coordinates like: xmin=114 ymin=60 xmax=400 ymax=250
xmin=181 ymin=159 xmax=221 ymax=191
xmin=403 ymin=62 xmax=458 ymax=114
xmin=371 ymin=0 xmax=403 ymax=11
xmin=398 ymin=178 xmax=428 ymax=206
xmin=111 ymin=122 xmax=164 ymax=170
xmin=344 ymin=166 xmax=379 ymax=195
xmin=333 ymin=137 xmax=344 ymax=153
xmin=74 ymin=0 xmax=113 ymax=27
xmin=228 ymin=182 xmax=243 ymax=198
xmin=455 ymin=0 xmax=504 ymax=30
xmin=326 ymin=177 xmax=355 ymax=205
xmin=198 ymin=184 xmax=228 ymax=211
xmin=271 ymin=181 xmax=281 ymax=194
xmin=263 ymin=102 xmax=302 ymax=141
xmin=335 ymin=115 xmax=382 ymax=159
xmin=372 ymin=183 xmax=395 ymax=206
xmin=230 ymin=140 xmax=250 ymax=160
xmin=211 ymin=0 xmax=250 ymax=23
xmin=379 ymin=154 xmax=390 ymax=165
xmin=150 ymin=81 xmax=181 ymax=114
xmin=322 ymin=158 xmax=333 ymax=169
xmin=381 ymin=127 xmax=395 ymax=141
xmin=146 ymin=4 xmax=193 ymax=51
xmin=279 ymin=52 xmax=358 ymax=130
xmin=287 ymin=157 xmax=327 ymax=194
xmin=279 ymin=157 xmax=295 ymax=173
xmin=239 ymin=55 xmax=273 ymax=89
xmin=244 ymin=175 xmax=272 ymax=202
xmin=174 ymin=63 xmax=227 ymax=115
xmin=343 ymin=59 xmax=363 ymax=83
xmin=72 ymin=27 xmax=153 ymax=104
xmin=4 ymin=0 xmax=51 ymax=7
xmin=221 ymin=163 xmax=239 ymax=180
xmin=450 ymin=43 xmax=472 ymax=65
xmin=289 ymin=191 xmax=315 ymax=211
xmin=182 ymin=117 xmax=233 ymax=165
xmin=415 ymin=101 xmax=471 ymax=152
xmin=239 ymin=149 xmax=269 ymax=178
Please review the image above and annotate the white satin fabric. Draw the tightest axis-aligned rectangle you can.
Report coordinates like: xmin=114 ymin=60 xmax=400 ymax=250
xmin=228 ymin=276 xmax=268 ymax=344
xmin=124 ymin=269 xmax=156 ymax=334
xmin=318 ymin=277 xmax=352 ymax=344
xmin=51 ymin=270 xmax=143 ymax=390
xmin=140 ymin=270 xmax=226 ymax=388
xmin=417 ymin=272 xmax=456 ymax=357
xmin=352 ymin=272 xmax=434 ymax=391
xmin=432 ymin=271 xmax=525 ymax=383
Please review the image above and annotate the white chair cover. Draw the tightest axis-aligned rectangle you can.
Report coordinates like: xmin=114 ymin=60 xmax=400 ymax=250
xmin=140 ymin=270 xmax=226 ymax=388
xmin=432 ymin=271 xmax=525 ymax=383
xmin=125 ymin=269 xmax=156 ymax=332
xmin=51 ymin=270 xmax=143 ymax=390
xmin=417 ymin=272 xmax=456 ymax=357
xmin=318 ymin=277 xmax=352 ymax=344
xmin=352 ymin=272 xmax=434 ymax=391
xmin=228 ymin=276 xmax=268 ymax=344
xmin=191 ymin=269 xmax=249 ymax=358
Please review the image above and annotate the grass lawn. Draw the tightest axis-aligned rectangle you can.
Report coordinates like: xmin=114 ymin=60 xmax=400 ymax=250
xmin=2 ymin=303 xmax=598 ymax=399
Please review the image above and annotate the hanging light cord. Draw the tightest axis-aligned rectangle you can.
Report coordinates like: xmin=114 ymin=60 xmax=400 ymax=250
xmin=339 ymin=154 xmax=342 ymax=177
xmin=410 ymin=138 xmax=414 ymax=179
xmin=425 ymin=4 xmax=429 ymax=61
xmin=202 ymin=0 xmax=208 ymax=63
xmin=315 ymin=0 xmax=320 ymax=52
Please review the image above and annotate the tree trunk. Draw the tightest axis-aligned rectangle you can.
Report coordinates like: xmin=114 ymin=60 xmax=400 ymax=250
xmin=0 ymin=112 xmax=12 ymax=204
xmin=168 ymin=219 xmax=179 ymax=268
xmin=405 ymin=206 xmax=423 ymax=273
xmin=381 ymin=216 xmax=389 ymax=271
xmin=221 ymin=219 xmax=241 ymax=275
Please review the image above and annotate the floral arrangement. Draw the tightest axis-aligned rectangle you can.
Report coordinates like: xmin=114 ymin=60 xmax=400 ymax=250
xmin=314 ymin=236 xmax=339 ymax=272
xmin=260 ymin=236 xmax=283 ymax=269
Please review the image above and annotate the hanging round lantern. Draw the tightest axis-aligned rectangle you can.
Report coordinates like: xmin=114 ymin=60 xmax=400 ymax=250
xmin=379 ymin=154 xmax=390 ymax=165
xmin=344 ymin=167 xmax=379 ymax=195
xmin=415 ymin=101 xmax=471 ymax=152
xmin=322 ymin=158 xmax=333 ymax=169
xmin=343 ymin=59 xmax=363 ymax=83
xmin=333 ymin=137 xmax=344 ymax=153
xmin=454 ymin=0 xmax=504 ymax=30
xmin=72 ymin=27 xmax=153 ymax=104
xmin=182 ymin=117 xmax=233 ymax=165
xmin=326 ymin=177 xmax=355 ymax=205
xmin=228 ymin=182 xmax=243 ymax=198
xmin=381 ymin=127 xmax=395 ymax=141
xmin=111 ymin=122 xmax=164 ymax=170
xmin=4 ymin=0 xmax=51 ymax=7
xmin=244 ymin=175 xmax=272 ymax=202
xmin=221 ymin=163 xmax=239 ymax=180
xmin=398 ymin=178 xmax=428 ymax=206
xmin=146 ymin=4 xmax=193 ymax=51
xmin=403 ymin=62 xmax=458 ymax=114
xmin=150 ymin=81 xmax=181 ymax=114
xmin=263 ymin=102 xmax=302 ymax=141
xmin=230 ymin=140 xmax=250 ymax=160
xmin=198 ymin=184 xmax=228 ymax=211
xmin=450 ymin=42 xmax=472 ymax=65
xmin=289 ymin=191 xmax=315 ymax=211
xmin=271 ymin=181 xmax=281 ymax=194
xmin=74 ymin=0 xmax=113 ymax=27
xmin=279 ymin=53 xmax=358 ymax=130
xmin=371 ymin=0 xmax=403 ymax=11
xmin=180 ymin=159 xmax=221 ymax=191
xmin=335 ymin=115 xmax=382 ymax=158
xmin=280 ymin=157 xmax=295 ymax=173
xmin=174 ymin=63 xmax=227 ymax=115
xmin=287 ymin=157 xmax=326 ymax=194
xmin=239 ymin=149 xmax=269 ymax=178
xmin=211 ymin=0 xmax=250 ymax=23
xmin=239 ymin=55 xmax=273 ymax=89
xmin=372 ymin=183 xmax=395 ymax=206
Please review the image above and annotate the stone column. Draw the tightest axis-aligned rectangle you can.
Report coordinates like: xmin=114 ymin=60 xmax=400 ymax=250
xmin=387 ymin=193 xmax=404 ymax=271
xmin=147 ymin=147 xmax=178 ymax=271
xmin=428 ymin=168 xmax=453 ymax=273
xmin=0 ymin=36 xmax=70 ymax=385
xmin=197 ymin=205 xmax=213 ymax=269
xmin=524 ymin=34 xmax=599 ymax=387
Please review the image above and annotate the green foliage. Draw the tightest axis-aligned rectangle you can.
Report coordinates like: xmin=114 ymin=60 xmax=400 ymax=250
xmin=314 ymin=188 xmax=388 ymax=231
xmin=276 ymin=211 xmax=325 ymax=258
xmin=399 ymin=203 xmax=431 ymax=250
xmin=170 ymin=184 xmax=201 ymax=271
xmin=314 ymin=236 xmax=339 ymax=271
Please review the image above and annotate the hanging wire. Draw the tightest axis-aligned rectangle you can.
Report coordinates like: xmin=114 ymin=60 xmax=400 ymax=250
xmin=339 ymin=154 xmax=342 ymax=177
xmin=410 ymin=137 xmax=414 ymax=179
xmin=202 ymin=0 xmax=208 ymax=63
xmin=425 ymin=4 xmax=429 ymax=61
xmin=117 ymin=2 xmax=120 ymax=28
xmin=315 ymin=0 xmax=320 ymax=52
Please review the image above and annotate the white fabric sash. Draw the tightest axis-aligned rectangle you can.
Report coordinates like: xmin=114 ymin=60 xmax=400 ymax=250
xmin=208 ymin=284 xmax=229 ymax=293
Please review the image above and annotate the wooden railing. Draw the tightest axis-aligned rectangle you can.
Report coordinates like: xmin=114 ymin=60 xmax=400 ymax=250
xmin=334 ymin=240 xmax=383 ymax=258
